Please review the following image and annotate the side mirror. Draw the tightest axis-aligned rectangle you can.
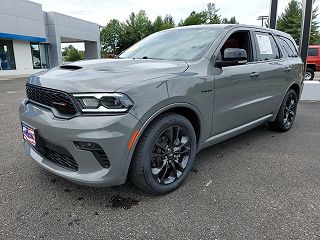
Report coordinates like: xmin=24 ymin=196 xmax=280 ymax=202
xmin=215 ymin=48 xmax=248 ymax=68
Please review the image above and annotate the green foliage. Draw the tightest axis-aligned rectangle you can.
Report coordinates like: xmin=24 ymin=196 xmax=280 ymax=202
xmin=179 ymin=11 xmax=208 ymax=26
xmin=179 ymin=3 xmax=237 ymax=26
xmin=100 ymin=3 xmax=239 ymax=56
xmin=153 ymin=15 xmax=175 ymax=32
xmin=222 ymin=17 xmax=238 ymax=24
xmin=162 ymin=15 xmax=175 ymax=30
xmin=277 ymin=0 xmax=320 ymax=45
xmin=206 ymin=3 xmax=221 ymax=24
xmin=62 ymin=45 xmax=84 ymax=62
xmin=100 ymin=19 xmax=125 ymax=54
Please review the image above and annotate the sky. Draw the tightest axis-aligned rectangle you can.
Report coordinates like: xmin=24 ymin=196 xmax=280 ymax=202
xmin=30 ymin=0 xmax=320 ymax=50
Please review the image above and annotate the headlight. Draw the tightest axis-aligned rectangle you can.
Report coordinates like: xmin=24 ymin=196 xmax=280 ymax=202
xmin=72 ymin=93 xmax=133 ymax=113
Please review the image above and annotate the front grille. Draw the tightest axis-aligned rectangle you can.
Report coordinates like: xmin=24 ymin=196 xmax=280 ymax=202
xmin=26 ymin=84 xmax=77 ymax=116
xmin=44 ymin=148 xmax=78 ymax=171
xmin=34 ymin=140 xmax=79 ymax=171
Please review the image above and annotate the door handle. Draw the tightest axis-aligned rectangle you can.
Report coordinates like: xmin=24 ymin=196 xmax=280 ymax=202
xmin=250 ymin=72 xmax=260 ymax=78
xmin=284 ymin=67 xmax=292 ymax=72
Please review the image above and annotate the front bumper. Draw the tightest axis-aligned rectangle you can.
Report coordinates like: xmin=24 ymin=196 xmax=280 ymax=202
xmin=19 ymin=100 xmax=141 ymax=187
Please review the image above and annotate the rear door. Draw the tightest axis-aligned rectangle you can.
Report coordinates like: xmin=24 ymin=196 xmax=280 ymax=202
xmin=275 ymin=35 xmax=303 ymax=88
xmin=252 ymin=31 xmax=289 ymax=116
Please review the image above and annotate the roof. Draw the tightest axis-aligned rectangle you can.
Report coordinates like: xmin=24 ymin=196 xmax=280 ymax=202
xmin=169 ymin=24 xmax=293 ymax=39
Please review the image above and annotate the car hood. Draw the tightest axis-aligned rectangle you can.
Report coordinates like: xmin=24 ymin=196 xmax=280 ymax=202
xmin=28 ymin=58 xmax=189 ymax=93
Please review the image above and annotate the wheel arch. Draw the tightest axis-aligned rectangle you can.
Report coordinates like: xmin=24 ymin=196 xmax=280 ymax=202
xmin=123 ymin=103 xmax=203 ymax=180
xmin=289 ymin=83 xmax=301 ymax=99
xmin=307 ymin=64 xmax=316 ymax=72
xmin=271 ymin=83 xmax=301 ymax=122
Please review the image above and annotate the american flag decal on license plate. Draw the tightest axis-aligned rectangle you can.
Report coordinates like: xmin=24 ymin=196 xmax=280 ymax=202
xmin=22 ymin=124 xmax=36 ymax=146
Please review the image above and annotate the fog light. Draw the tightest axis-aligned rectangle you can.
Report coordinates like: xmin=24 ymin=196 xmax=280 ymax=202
xmin=74 ymin=141 xmax=101 ymax=151
xmin=74 ymin=141 xmax=110 ymax=168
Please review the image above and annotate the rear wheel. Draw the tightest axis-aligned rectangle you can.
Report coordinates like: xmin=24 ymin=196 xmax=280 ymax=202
xmin=270 ymin=89 xmax=298 ymax=132
xmin=305 ymin=68 xmax=314 ymax=80
xmin=129 ymin=113 xmax=197 ymax=194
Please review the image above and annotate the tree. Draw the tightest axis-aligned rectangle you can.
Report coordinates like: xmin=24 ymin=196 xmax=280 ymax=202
xmin=162 ymin=15 xmax=175 ymax=30
xmin=153 ymin=16 xmax=164 ymax=32
xmin=100 ymin=19 xmax=125 ymax=55
xmin=222 ymin=16 xmax=238 ymax=24
xmin=206 ymin=3 xmax=221 ymax=24
xmin=152 ymin=15 xmax=175 ymax=32
xmin=122 ymin=10 xmax=153 ymax=50
xmin=135 ymin=10 xmax=153 ymax=39
xmin=99 ymin=3 xmax=239 ymax=57
xmin=179 ymin=11 xmax=207 ymax=26
xmin=179 ymin=3 xmax=237 ymax=26
xmin=62 ymin=45 xmax=84 ymax=62
xmin=277 ymin=0 xmax=320 ymax=45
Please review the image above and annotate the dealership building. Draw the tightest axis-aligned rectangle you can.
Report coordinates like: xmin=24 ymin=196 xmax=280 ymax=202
xmin=0 ymin=0 xmax=100 ymax=77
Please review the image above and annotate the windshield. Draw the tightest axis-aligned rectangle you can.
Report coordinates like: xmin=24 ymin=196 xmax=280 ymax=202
xmin=120 ymin=27 xmax=223 ymax=61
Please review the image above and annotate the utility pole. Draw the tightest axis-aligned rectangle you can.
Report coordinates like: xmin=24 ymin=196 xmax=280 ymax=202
xmin=300 ymin=0 xmax=313 ymax=67
xmin=269 ymin=0 xmax=278 ymax=29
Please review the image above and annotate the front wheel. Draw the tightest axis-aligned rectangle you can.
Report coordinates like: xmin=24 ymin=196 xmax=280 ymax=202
xmin=270 ymin=89 xmax=298 ymax=132
xmin=129 ymin=113 xmax=197 ymax=194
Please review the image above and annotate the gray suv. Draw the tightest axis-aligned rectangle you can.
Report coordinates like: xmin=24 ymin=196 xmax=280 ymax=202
xmin=19 ymin=24 xmax=303 ymax=194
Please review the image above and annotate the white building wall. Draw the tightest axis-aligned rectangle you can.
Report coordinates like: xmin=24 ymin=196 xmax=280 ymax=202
xmin=0 ymin=0 xmax=46 ymax=39
xmin=13 ymin=40 xmax=33 ymax=73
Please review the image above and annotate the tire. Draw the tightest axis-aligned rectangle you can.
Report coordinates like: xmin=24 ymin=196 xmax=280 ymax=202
xmin=129 ymin=113 xmax=197 ymax=194
xmin=270 ymin=89 xmax=298 ymax=132
xmin=305 ymin=68 xmax=314 ymax=80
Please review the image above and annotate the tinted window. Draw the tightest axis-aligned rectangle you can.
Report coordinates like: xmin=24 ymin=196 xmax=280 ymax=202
xmin=308 ymin=48 xmax=319 ymax=56
xmin=218 ymin=30 xmax=254 ymax=63
xmin=0 ymin=39 xmax=16 ymax=70
xmin=277 ymin=36 xmax=299 ymax=58
xmin=254 ymin=32 xmax=281 ymax=61
xmin=120 ymin=28 xmax=223 ymax=61
xmin=277 ymin=37 xmax=294 ymax=57
xmin=31 ymin=43 xmax=50 ymax=69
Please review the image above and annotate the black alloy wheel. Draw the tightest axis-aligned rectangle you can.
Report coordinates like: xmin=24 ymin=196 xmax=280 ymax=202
xmin=130 ymin=113 xmax=197 ymax=194
xmin=150 ymin=126 xmax=191 ymax=185
xmin=270 ymin=89 xmax=298 ymax=132
xmin=283 ymin=92 xmax=296 ymax=128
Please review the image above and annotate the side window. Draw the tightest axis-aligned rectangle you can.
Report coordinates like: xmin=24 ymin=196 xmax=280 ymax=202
xmin=308 ymin=48 xmax=319 ymax=56
xmin=217 ymin=30 xmax=254 ymax=63
xmin=277 ymin=37 xmax=294 ymax=57
xmin=254 ymin=32 xmax=281 ymax=61
xmin=280 ymin=36 xmax=299 ymax=58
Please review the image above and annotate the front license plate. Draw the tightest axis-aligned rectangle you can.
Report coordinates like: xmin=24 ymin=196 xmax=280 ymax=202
xmin=21 ymin=123 xmax=36 ymax=146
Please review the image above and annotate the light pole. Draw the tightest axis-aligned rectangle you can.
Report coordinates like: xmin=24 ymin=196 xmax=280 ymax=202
xmin=257 ymin=16 xmax=269 ymax=27
xmin=299 ymin=0 xmax=313 ymax=66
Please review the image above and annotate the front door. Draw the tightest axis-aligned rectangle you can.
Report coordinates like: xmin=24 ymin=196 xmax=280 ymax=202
xmin=211 ymin=29 xmax=263 ymax=135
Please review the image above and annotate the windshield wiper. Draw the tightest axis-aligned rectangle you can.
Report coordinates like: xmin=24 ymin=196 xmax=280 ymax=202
xmin=133 ymin=56 xmax=148 ymax=59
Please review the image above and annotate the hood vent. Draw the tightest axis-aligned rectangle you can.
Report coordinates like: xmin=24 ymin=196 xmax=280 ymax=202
xmin=60 ymin=65 xmax=82 ymax=70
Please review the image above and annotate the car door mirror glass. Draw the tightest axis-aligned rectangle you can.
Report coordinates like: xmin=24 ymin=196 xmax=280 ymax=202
xmin=216 ymin=48 xmax=248 ymax=68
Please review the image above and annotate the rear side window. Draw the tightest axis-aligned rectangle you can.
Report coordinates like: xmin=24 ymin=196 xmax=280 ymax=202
xmin=254 ymin=32 xmax=281 ymax=61
xmin=308 ymin=48 xmax=319 ymax=56
xmin=277 ymin=36 xmax=299 ymax=58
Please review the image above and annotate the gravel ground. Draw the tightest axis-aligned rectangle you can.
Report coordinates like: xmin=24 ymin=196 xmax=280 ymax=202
xmin=1 ymin=78 xmax=320 ymax=239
